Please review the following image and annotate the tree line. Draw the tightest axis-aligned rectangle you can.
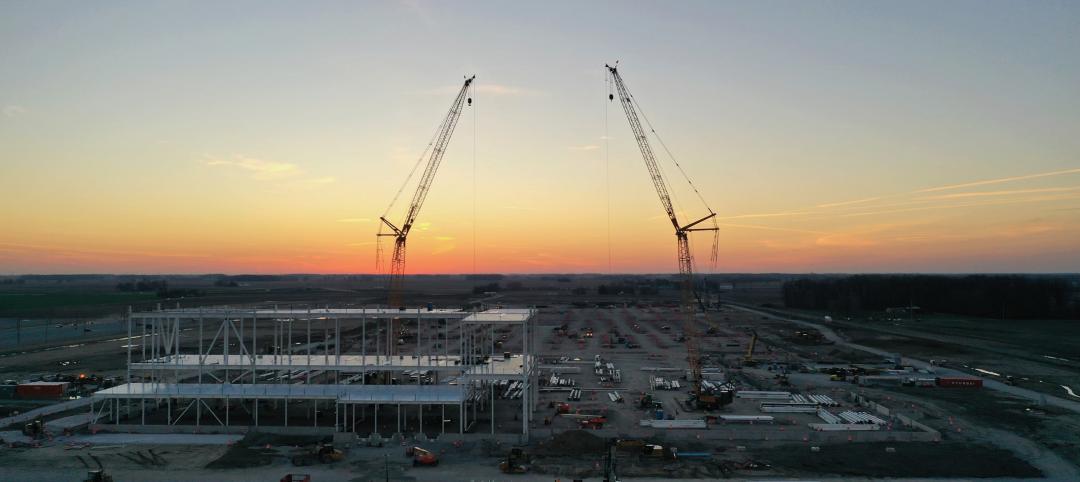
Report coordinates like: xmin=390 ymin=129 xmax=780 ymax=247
xmin=782 ymin=275 xmax=1079 ymax=320
xmin=116 ymin=279 xmax=203 ymax=299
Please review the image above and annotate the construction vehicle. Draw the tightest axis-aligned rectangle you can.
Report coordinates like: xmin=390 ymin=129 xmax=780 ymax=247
xmin=581 ymin=416 xmax=607 ymax=429
xmin=83 ymin=469 xmax=114 ymax=482
xmin=408 ymin=446 xmax=439 ymax=466
xmin=22 ymin=417 xmax=43 ymax=438
xmin=291 ymin=443 xmax=344 ymax=466
xmin=280 ymin=475 xmax=311 ymax=482
xmin=641 ymin=444 xmax=677 ymax=460
xmin=553 ymin=402 xmax=572 ymax=414
xmin=606 ymin=63 xmax=723 ymax=412
xmin=615 ymin=438 xmax=645 ymax=451
xmin=743 ymin=331 xmax=759 ymax=366
xmin=377 ymin=74 xmax=474 ymax=353
xmin=638 ymin=393 xmax=663 ymax=410
xmin=498 ymin=447 xmax=529 ymax=474
xmin=775 ymin=372 xmax=790 ymax=386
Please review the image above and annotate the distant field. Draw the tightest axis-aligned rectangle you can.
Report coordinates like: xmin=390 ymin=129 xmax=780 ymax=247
xmin=753 ymin=301 xmax=1080 ymax=360
xmin=836 ymin=314 xmax=1080 ymax=361
xmin=0 ymin=291 xmax=156 ymax=318
xmin=0 ymin=277 xmax=471 ymax=319
xmin=903 ymin=315 xmax=1080 ymax=359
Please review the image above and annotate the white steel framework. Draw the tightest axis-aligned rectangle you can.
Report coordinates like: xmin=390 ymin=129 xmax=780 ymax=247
xmin=90 ymin=306 xmax=537 ymax=440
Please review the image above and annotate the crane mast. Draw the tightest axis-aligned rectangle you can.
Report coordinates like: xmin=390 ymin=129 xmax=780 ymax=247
xmin=606 ymin=63 xmax=718 ymax=406
xmin=380 ymin=75 xmax=475 ymax=314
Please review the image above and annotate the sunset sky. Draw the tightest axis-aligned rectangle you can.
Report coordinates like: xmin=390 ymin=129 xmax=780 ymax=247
xmin=2 ymin=1 xmax=1079 ymax=274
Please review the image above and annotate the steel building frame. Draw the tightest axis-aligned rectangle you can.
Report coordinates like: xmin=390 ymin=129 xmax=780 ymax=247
xmin=90 ymin=306 xmax=536 ymax=440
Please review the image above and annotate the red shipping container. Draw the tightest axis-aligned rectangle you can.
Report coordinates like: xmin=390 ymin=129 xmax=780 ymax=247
xmin=935 ymin=377 xmax=983 ymax=388
xmin=16 ymin=381 xmax=69 ymax=399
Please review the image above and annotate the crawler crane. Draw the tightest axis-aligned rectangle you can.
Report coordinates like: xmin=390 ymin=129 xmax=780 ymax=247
xmin=378 ymin=75 xmax=474 ymax=354
xmin=606 ymin=63 xmax=723 ymax=409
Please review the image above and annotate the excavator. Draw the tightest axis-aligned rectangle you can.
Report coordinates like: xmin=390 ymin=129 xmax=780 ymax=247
xmin=743 ymin=330 xmax=759 ymax=366
xmin=291 ymin=443 xmax=344 ymax=466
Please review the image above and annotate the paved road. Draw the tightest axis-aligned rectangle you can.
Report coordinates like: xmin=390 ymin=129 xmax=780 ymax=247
xmin=726 ymin=303 xmax=1080 ymax=415
xmin=0 ymin=318 xmax=126 ymax=350
xmin=0 ymin=397 xmax=93 ymax=429
xmin=67 ymin=433 xmax=244 ymax=445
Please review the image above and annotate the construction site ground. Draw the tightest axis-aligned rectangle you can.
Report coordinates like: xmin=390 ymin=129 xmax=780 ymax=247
xmin=2 ymin=276 xmax=1078 ymax=479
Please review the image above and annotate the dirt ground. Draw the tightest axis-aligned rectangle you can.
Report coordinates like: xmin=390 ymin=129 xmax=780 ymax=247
xmin=754 ymin=442 xmax=1039 ymax=478
xmin=2 ymin=276 xmax=1079 ymax=480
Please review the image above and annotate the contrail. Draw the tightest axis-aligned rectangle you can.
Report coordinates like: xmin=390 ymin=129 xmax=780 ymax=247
xmin=918 ymin=167 xmax=1080 ymax=193
xmin=815 ymin=196 xmax=882 ymax=209
xmin=722 ymin=166 xmax=1080 ymax=221
xmin=920 ymin=186 xmax=1080 ymax=200
xmin=715 ymin=223 xmax=830 ymax=235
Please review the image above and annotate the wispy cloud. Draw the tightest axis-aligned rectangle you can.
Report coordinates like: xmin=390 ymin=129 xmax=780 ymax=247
xmin=569 ymin=144 xmax=600 ymax=151
xmin=0 ymin=242 xmax=210 ymax=259
xmin=203 ymin=155 xmax=335 ymax=186
xmin=204 ymin=156 xmax=301 ymax=180
xmin=815 ymin=233 xmax=878 ymax=248
xmin=2 ymin=105 xmax=26 ymax=117
xmin=434 ymin=236 xmax=455 ymax=241
xmin=399 ymin=0 xmax=435 ymax=26
xmin=716 ymin=222 xmax=829 ymax=235
xmin=718 ymin=166 xmax=1080 ymax=225
xmin=995 ymin=222 xmax=1062 ymax=237
xmin=431 ymin=243 xmax=456 ymax=255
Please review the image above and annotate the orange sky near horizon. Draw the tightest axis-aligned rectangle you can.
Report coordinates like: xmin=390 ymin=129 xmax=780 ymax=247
xmin=2 ymin=2 xmax=1079 ymax=274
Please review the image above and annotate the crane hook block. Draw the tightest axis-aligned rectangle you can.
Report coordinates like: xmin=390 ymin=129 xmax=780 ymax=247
xmin=608 ymin=93 xmax=614 ymax=101
xmin=467 ymin=97 xmax=472 ymax=106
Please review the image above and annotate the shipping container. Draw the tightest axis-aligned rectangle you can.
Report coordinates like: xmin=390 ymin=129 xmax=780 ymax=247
xmin=16 ymin=381 xmax=69 ymax=399
xmin=936 ymin=377 xmax=983 ymax=388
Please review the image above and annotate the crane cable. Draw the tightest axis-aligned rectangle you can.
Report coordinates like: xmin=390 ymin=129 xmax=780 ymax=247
xmin=377 ymin=127 xmax=435 ymax=273
xmin=381 ymin=123 xmax=441 ymax=219
xmin=611 ymin=70 xmax=693 ymax=222
xmin=627 ymin=92 xmax=714 ymax=215
xmin=376 ymin=87 xmax=455 ymax=273
xmin=619 ymin=71 xmax=719 ymax=271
